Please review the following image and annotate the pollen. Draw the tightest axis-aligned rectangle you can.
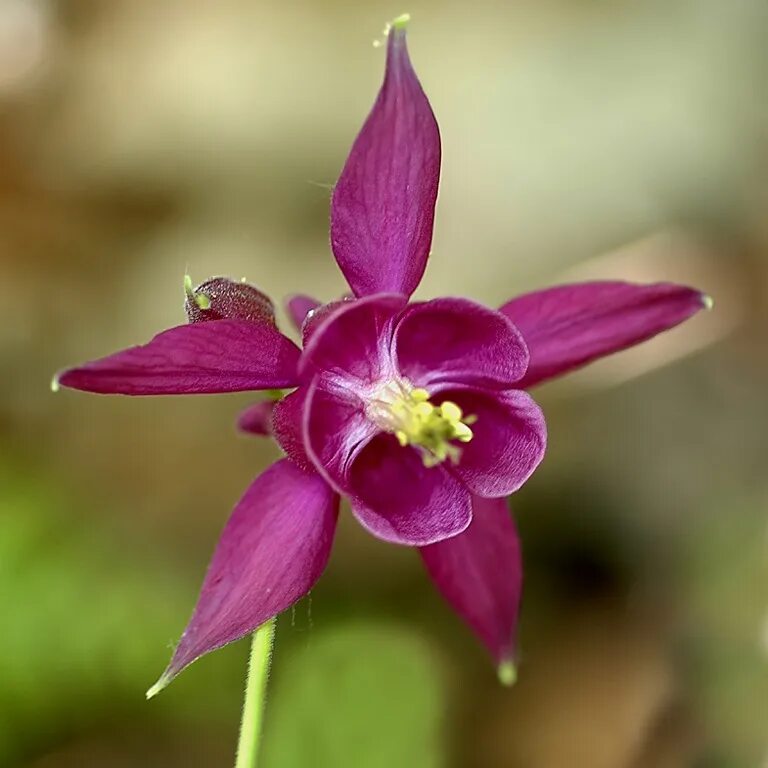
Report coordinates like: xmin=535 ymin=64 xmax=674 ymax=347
xmin=367 ymin=382 xmax=476 ymax=467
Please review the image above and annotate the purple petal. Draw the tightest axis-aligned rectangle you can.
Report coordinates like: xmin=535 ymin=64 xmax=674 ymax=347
xmin=237 ymin=400 xmax=275 ymax=436
xmin=499 ymin=281 xmax=709 ymax=388
xmin=393 ymin=298 xmax=529 ymax=390
xmin=300 ymin=298 xmax=352 ymax=346
xmin=185 ymin=276 xmax=275 ymax=325
xmin=300 ymin=293 xmax=407 ymax=382
xmin=285 ymin=294 xmax=321 ymax=332
xmin=440 ymin=388 xmax=546 ymax=498
xmin=271 ymin=387 xmax=314 ymax=471
xmin=150 ymin=459 xmax=338 ymax=690
xmin=330 ymin=25 xmax=441 ymax=298
xmin=56 ymin=319 xmax=300 ymax=395
xmin=347 ymin=433 xmax=472 ymax=546
xmin=420 ymin=495 xmax=522 ymax=667
xmin=303 ymin=377 xmax=380 ymax=492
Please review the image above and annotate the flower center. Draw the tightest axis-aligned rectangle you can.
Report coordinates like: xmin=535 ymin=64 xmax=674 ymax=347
xmin=366 ymin=381 xmax=476 ymax=467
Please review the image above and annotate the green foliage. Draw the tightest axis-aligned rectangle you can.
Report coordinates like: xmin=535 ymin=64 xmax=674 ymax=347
xmin=0 ymin=466 xmax=193 ymax=762
xmin=681 ymin=494 xmax=768 ymax=766
xmin=263 ymin=622 xmax=444 ymax=768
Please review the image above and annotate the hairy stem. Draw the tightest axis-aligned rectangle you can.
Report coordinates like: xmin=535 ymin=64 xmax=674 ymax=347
xmin=234 ymin=620 xmax=276 ymax=768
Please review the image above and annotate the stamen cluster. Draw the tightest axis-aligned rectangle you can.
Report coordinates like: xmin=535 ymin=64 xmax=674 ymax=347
xmin=367 ymin=382 xmax=475 ymax=467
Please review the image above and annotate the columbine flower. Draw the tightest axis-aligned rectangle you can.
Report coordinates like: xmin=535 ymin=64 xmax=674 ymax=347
xmin=55 ymin=16 xmax=709 ymax=693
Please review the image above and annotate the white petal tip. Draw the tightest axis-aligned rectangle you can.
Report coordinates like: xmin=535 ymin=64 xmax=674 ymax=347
xmin=701 ymin=294 xmax=714 ymax=310
xmin=145 ymin=676 xmax=170 ymax=700
xmin=391 ymin=13 xmax=411 ymax=29
xmin=497 ymin=660 xmax=517 ymax=687
xmin=50 ymin=374 xmax=61 ymax=393
xmin=375 ymin=13 xmax=410 ymax=47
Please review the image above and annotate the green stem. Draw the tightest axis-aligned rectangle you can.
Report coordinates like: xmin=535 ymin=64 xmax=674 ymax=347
xmin=234 ymin=620 xmax=276 ymax=768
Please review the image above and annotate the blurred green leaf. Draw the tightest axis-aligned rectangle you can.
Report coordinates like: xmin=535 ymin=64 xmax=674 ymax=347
xmin=263 ymin=622 xmax=444 ymax=768
xmin=0 ymin=463 xmax=236 ymax=763
xmin=681 ymin=494 xmax=768 ymax=766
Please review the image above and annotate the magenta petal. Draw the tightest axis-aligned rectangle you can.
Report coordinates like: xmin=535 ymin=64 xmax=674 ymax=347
xmin=303 ymin=378 xmax=379 ymax=492
xmin=441 ymin=388 xmax=546 ymax=498
xmin=499 ymin=281 xmax=709 ymax=388
xmin=271 ymin=388 xmax=313 ymax=471
xmin=347 ymin=433 xmax=472 ymax=546
xmin=56 ymin=320 xmax=301 ymax=395
xmin=237 ymin=400 xmax=275 ymax=436
xmin=330 ymin=26 xmax=441 ymax=298
xmin=300 ymin=298 xmax=352 ymax=346
xmin=185 ymin=277 xmax=276 ymax=325
xmin=300 ymin=293 xmax=407 ymax=382
xmin=153 ymin=460 xmax=338 ymax=688
xmin=420 ymin=495 xmax=522 ymax=665
xmin=285 ymin=294 xmax=321 ymax=332
xmin=393 ymin=298 xmax=529 ymax=390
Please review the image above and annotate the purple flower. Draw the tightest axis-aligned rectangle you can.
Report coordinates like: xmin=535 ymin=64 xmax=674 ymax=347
xmin=55 ymin=18 xmax=709 ymax=692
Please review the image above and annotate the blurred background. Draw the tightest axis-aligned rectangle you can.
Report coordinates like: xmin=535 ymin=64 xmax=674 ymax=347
xmin=1 ymin=0 xmax=767 ymax=766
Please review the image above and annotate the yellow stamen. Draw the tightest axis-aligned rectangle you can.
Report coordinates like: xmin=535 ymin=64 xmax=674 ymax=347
xmin=366 ymin=381 xmax=476 ymax=467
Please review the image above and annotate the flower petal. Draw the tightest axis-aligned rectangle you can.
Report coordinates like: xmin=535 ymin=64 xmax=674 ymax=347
xmin=185 ymin=276 xmax=276 ymax=325
xmin=347 ymin=433 xmax=472 ymax=546
xmin=439 ymin=388 xmax=547 ymax=498
xmin=330 ymin=24 xmax=441 ymax=298
xmin=237 ymin=400 xmax=275 ymax=436
xmin=300 ymin=298 xmax=352 ymax=346
xmin=393 ymin=298 xmax=529 ymax=390
xmin=56 ymin=319 xmax=301 ymax=395
xmin=499 ymin=281 xmax=709 ymax=388
xmin=285 ymin=294 xmax=321 ymax=332
xmin=303 ymin=377 xmax=379 ymax=492
xmin=300 ymin=293 xmax=407 ymax=382
xmin=420 ymin=495 xmax=522 ymax=667
xmin=150 ymin=459 xmax=338 ymax=690
xmin=271 ymin=387 xmax=314 ymax=471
